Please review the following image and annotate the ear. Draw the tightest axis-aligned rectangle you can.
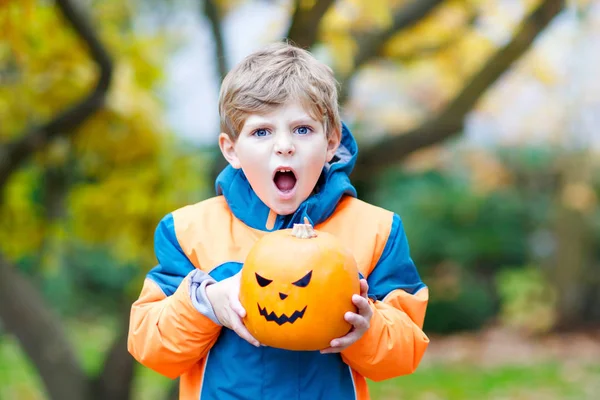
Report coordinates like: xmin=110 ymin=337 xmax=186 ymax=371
xmin=218 ymin=133 xmax=241 ymax=169
xmin=325 ymin=127 xmax=341 ymax=163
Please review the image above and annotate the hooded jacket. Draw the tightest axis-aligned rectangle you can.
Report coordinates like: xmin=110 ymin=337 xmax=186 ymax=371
xmin=128 ymin=124 xmax=429 ymax=400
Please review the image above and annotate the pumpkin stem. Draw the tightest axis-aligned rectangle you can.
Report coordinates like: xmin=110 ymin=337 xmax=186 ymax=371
xmin=292 ymin=218 xmax=317 ymax=239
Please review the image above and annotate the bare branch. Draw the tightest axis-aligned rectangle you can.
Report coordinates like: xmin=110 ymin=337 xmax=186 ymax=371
xmin=204 ymin=0 xmax=228 ymax=81
xmin=352 ymin=0 xmax=565 ymax=181
xmin=339 ymin=0 xmax=443 ymax=102
xmin=286 ymin=0 xmax=337 ymax=48
xmin=0 ymin=0 xmax=113 ymax=191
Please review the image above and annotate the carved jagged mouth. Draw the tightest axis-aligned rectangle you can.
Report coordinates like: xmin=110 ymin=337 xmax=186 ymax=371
xmin=257 ymin=303 xmax=307 ymax=326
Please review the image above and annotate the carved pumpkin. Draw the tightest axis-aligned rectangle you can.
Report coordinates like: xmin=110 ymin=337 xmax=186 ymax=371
xmin=239 ymin=219 xmax=360 ymax=351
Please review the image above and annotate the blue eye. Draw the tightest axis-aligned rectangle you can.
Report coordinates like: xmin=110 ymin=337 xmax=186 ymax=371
xmin=254 ymin=129 xmax=268 ymax=137
xmin=296 ymin=126 xmax=311 ymax=135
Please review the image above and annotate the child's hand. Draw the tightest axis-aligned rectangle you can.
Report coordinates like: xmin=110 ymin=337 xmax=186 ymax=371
xmin=320 ymin=279 xmax=373 ymax=354
xmin=205 ymin=272 xmax=261 ymax=347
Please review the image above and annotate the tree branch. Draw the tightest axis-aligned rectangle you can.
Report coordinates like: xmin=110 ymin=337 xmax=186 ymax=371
xmin=352 ymin=0 xmax=564 ymax=181
xmin=203 ymin=0 xmax=227 ymax=81
xmin=286 ymin=0 xmax=337 ymax=49
xmin=0 ymin=0 xmax=113 ymax=191
xmin=339 ymin=0 xmax=443 ymax=104
xmin=391 ymin=12 xmax=478 ymax=64
xmin=0 ymin=254 xmax=89 ymax=400
xmin=337 ymin=0 xmax=443 ymax=102
xmin=353 ymin=0 xmax=443 ymax=71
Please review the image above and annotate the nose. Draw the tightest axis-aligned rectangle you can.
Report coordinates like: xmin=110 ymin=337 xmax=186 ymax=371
xmin=279 ymin=292 xmax=288 ymax=300
xmin=274 ymin=133 xmax=295 ymax=156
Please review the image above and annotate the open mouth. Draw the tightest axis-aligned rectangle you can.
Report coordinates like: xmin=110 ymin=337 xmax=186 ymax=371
xmin=273 ymin=168 xmax=297 ymax=193
xmin=257 ymin=303 xmax=307 ymax=325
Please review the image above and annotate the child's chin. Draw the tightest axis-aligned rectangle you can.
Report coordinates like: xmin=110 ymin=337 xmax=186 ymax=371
xmin=271 ymin=204 xmax=299 ymax=216
xmin=268 ymin=199 xmax=301 ymax=216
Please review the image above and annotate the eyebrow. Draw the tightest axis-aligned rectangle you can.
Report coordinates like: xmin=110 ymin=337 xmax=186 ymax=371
xmin=243 ymin=120 xmax=274 ymax=131
xmin=289 ymin=117 xmax=318 ymax=126
xmin=243 ymin=116 xmax=318 ymax=131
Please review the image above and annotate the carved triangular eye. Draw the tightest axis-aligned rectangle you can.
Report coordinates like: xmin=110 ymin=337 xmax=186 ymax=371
xmin=292 ymin=270 xmax=312 ymax=288
xmin=255 ymin=273 xmax=272 ymax=287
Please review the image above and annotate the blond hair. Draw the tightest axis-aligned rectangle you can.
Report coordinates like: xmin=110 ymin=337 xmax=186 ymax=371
xmin=218 ymin=42 xmax=341 ymax=140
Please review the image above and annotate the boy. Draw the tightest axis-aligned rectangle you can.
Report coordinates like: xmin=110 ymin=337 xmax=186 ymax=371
xmin=128 ymin=42 xmax=429 ymax=400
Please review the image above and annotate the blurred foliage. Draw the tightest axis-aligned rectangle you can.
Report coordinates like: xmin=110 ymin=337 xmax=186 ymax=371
xmin=496 ymin=266 xmax=557 ymax=335
xmin=1 ymin=0 xmax=600 ymax=398
xmin=371 ymin=161 xmax=523 ymax=331
xmin=369 ymin=142 xmax=600 ymax=333
xmin=2 ymin=319 xmax=599 ymax=399
xmin=336 ymin=0 xmax=548 ymax=139
xmin=2 ymin=0 xmax=598 ymax=333
xmin=370 ymin=362 xmax=600 ymax=400
xmin=0 ymin=0 xmax=211 ymax=302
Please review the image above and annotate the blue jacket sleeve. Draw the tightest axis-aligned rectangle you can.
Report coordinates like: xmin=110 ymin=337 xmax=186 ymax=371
xmin=366 ymin=213 xmax=427 ymax=300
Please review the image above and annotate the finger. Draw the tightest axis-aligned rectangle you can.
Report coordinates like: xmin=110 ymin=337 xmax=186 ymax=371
xmin=320 ymin=346 xmax=343 ymax=354
xmin=233 ymin=324 xmax=260 ymax=348
xmin=229 ymin=315 xmax=260 ymax=347
xmin=330 ymin=331 xmax=361 ymax=350
xmin=352 ymin=295 xmax=371 ymax=314
xmin=345 ymin=312 xmax=370 ymax=330
xmin=359 ymin=279 xmax=369 ymax=297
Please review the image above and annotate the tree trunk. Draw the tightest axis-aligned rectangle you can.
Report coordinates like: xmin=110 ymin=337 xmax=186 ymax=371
xmin=286 ymin=0 xmax=337 ymax=49
xmin=92 ymin=306 xmax=136 ymax=400
xmin=551 ymin=162 xmax=596 ymax=330
xmin=203 ymin=0 xmax=228 ymax=81
xmin=0 ymin=255 xmax=90 ymax=400
xmin=551 ymin=204 xmax=593 ymax=329
xmin=166 ymin=379 xmax=181 ymax=400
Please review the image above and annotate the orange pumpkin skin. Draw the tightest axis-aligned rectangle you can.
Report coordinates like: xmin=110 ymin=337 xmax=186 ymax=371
xmin=239 ymin=223 xmax=360 ymax=351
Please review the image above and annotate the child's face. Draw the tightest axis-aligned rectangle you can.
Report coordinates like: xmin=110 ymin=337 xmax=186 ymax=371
xmin=219 ymin=100 xmax=340 ymax=216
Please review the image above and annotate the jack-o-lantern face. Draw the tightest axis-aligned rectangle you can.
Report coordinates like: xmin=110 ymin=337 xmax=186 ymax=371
xmin=240 ymin=221 xmax=360 ymax=351
xmin=255 ymin=270 xmax=311 ymax=325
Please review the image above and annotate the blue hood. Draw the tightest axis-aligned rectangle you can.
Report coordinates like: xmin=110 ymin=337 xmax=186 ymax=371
xmin=215 ymin=122 xmax=358 ymax=231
